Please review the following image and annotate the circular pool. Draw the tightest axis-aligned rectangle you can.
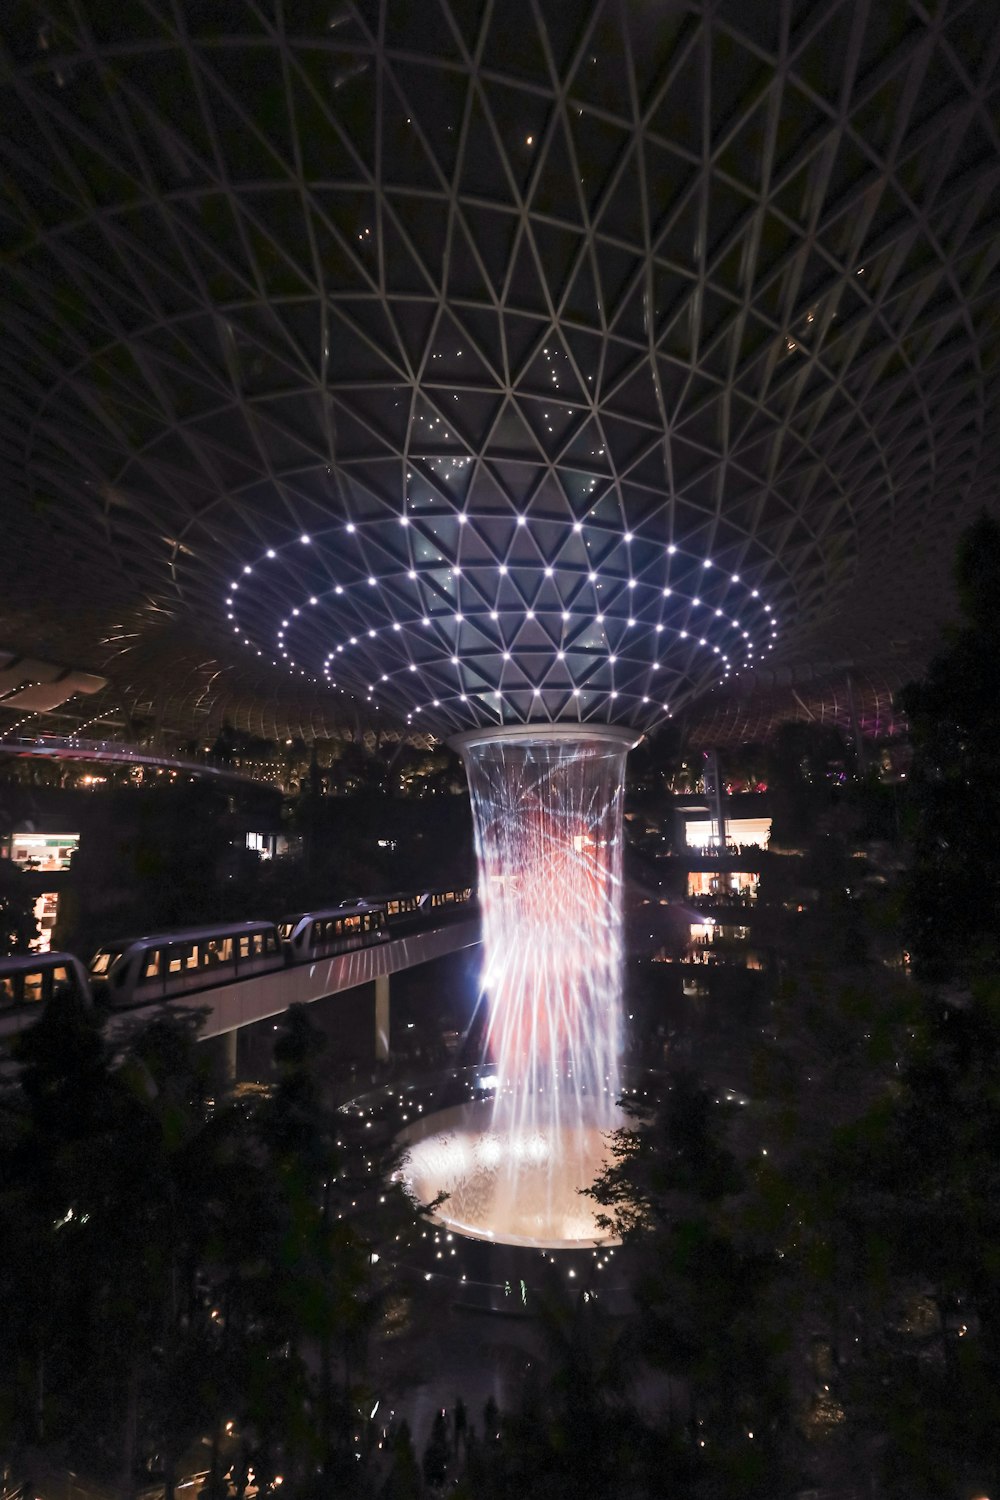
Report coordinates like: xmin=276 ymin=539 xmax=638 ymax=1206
xmin=397 ymin=1096 xmax=624 ymax=1249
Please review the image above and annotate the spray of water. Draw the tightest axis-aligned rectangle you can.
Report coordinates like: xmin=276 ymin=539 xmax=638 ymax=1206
xmin=425 ymin=726 xmax=632 ymax=1244
xmin=463 ymin=730 xmax=628 ymax=1117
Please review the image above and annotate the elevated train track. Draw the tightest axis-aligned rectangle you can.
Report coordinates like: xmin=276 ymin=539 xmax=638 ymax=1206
xmin=0 ymin=888 xmax=481 ymax=1059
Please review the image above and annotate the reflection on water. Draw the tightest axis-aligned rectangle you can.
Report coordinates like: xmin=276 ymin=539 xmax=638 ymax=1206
xmin=398 ymin=1096 xmax=624 ymax=1249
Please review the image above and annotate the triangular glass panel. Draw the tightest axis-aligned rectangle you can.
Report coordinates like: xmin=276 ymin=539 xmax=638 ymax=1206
xmin=460 ymin=92 xmax=516 ymax=205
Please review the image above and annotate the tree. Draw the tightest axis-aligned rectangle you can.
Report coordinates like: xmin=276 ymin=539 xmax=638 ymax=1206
xmin=587 ymin=1076 xmax=798 ymax=1496
xmin=0 ymin=860 xmax=39 ymax=954
xmin=898 ymin=510 xmax=1000 ymax=982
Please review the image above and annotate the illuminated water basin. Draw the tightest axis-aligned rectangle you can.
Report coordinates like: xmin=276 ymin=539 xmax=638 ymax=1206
xmin=397 ymin=1096 xmax=625 ymax=1250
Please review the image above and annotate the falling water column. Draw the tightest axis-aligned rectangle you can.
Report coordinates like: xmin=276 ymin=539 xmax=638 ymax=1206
xmin=448 ymin=725 xmax=634 ymax=1240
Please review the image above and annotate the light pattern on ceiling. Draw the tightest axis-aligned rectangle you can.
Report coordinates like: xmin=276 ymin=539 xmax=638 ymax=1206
xmin=1 ymin=1 xmax=998 ymax=737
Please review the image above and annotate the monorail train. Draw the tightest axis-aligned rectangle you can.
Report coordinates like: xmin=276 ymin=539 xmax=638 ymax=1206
xmin=427 ymin=885 xmax=474 ymax=913
xmin=280 ymin=901 xmax=389 ymax=963
xmin=89 ymin=921 xmax=284 ymax=1008
xmin=0 ymin=884 xmax=478 ymax=1020
xmin=358 ymin=886 xmax=475 ymax=933
xmin=0 ymin=950 xmax=91 ymax=1012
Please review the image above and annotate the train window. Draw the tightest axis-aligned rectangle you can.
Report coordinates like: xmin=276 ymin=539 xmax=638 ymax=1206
xmin=263 ymin=931 xmax=279 ymax=955
xmin=252 ymin=933 xmax=264 ymax=957
xmin=23 ymin=971 xmax=45 ymax=1004
xmin=202 ymin=937 xmax=233 ymax=967
xmin=90 ymin=949 xmax=122 ymax=976
xmin=0 ymin=975 xmax=17 ymax=1005
xmin=50 ymin=965 xmax=71 ymax=996
xmin=144 ymin=951 xmax=161 ymax=980
xmin=344 ymin=914 xmax=360 ymax=932
xmin=167 ymin=944 xmax=199 ymax=974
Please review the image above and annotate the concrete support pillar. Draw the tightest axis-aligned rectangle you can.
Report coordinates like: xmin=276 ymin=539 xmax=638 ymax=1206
xmin=374 ymin=974 xmax=390 ymax=1062
xmin=214 ymin=1028 xmax=238 ymax=1091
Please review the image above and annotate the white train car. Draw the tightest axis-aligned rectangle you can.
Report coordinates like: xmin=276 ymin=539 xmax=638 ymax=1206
xmin=89 ymin=921 xmax=284 ymax=1008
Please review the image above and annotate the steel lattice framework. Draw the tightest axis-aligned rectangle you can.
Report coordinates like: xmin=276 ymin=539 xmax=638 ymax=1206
xmin=2 ymin=0 xmax=999 ymax=740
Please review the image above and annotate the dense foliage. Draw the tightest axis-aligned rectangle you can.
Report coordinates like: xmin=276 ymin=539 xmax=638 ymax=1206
xmin=0 ymin=1004 xmax=424 ymax=1500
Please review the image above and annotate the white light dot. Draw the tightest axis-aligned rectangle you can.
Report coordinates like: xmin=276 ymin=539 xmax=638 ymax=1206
xmin=267 ymin=548 xmax=276 ymax=559
xmin=499 ymin=564 xmax=508 ymax=575
xmin=301 ymin=534 xmax=311 ymax=544
xmin=399 ymin=516 xmax=409 ymax=527
xmin=346 ymin=523 xmax=356 ymax=534
xmin=624 ymin=532 xmax=633 ymax=543
xmin=667 ymin=544 xmax=677 ymax=554
xmin=243 ymin=565 xmax=252 ymax=574
xmin=516 ymin=515 xmax=526 ymax=527
xmin=368 ymin=576 xmax=377 ymax=586
xmin=573 ymin=521 xmax=583 ymax=533
xmin=544 ymin=566 xmax=553 ymax=577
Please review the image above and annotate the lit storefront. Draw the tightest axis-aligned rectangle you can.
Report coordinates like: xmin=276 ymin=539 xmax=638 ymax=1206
xmin=5 ymin=832 xmax=79 ymax=871
xmin=686 ymin=869 xmax=760 ymax=900
xmin=684 ymin=816 xmax=772 ymax=850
